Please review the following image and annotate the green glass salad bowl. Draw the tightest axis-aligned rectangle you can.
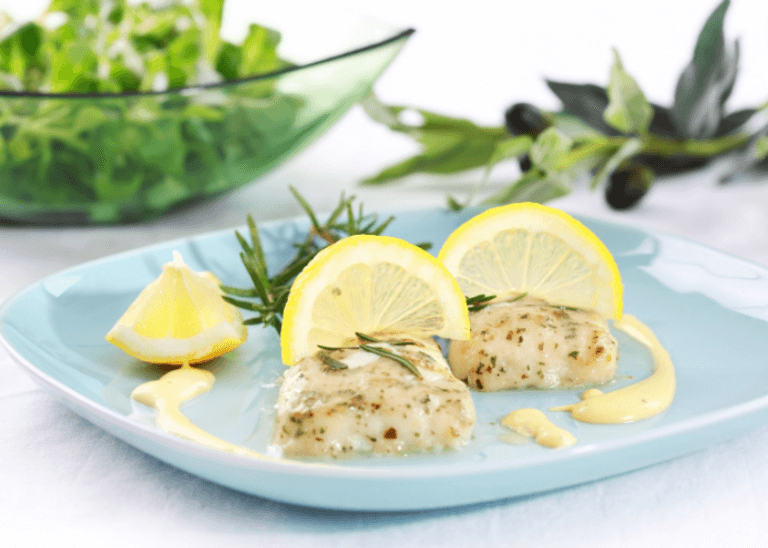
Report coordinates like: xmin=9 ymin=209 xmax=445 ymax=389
xmin=0 ymin=8 xmax=412 ymax=225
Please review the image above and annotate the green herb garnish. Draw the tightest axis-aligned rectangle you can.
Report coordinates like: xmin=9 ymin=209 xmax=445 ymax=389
xmin=466 ymin=294 xmax=496 ymax=312
xmin=314 ymin=333 xmax=423 ymax=378
xmin=467 ymin=292 xmax=526 ymax=312
xmin=318 ymin=352 xmax=349 ymax=371
xmin=363 ymin=0 xmax=768 ymax=211
xmin=317 ymin=344 xmax=359 ymax=351
xmin=355 ymin=332 xmax=415 ymax=346
xmin=358 ymin=344 xmax=422 ymax=379
xmin=221 ymin=188 xmax=430 ymax=333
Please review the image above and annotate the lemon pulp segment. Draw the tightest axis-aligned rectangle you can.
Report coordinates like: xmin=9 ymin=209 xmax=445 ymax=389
xmin=106 ymin=251 xmax=247 ymax=364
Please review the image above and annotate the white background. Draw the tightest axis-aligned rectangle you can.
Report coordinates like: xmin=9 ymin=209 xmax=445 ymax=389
xmin=2 ymin=1 xmax=768 ymax=546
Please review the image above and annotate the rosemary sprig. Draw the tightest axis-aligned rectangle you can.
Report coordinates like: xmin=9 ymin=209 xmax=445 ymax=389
xmin=221 ymin=187 xmax=432 ymax=333
xmin=317 ymin=344 xmax=359 ymax=351
xmin=466 ymin=292 xmax=527 ymax=312
xmin=358 ymin=344 xmax=423 ymax=379
xmin=316 ymin=333 xmax=422 ymax=378
xmin=466 ymin=294 xmax=496 ymax=312
xmin=354 ymin=332 xmax=415 ymax=346
xmin=318 ymin=351 xmax=349 ymax=371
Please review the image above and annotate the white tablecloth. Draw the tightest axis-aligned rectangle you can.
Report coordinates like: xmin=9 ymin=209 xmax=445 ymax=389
xmin=3 ymin=1 xmax=768 ymax=546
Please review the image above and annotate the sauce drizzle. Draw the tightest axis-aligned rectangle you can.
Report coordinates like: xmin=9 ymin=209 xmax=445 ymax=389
xmin=130 ymin=364 xmax=266 ymax=459
xmin=502 ymin=408 xmax=576 ymax=448
xmin=550 ymin=314 xmax=675 ymax=423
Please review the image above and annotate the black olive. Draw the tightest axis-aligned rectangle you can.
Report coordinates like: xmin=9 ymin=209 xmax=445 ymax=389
xmin=504 ymin=103 xmax=551 ymax=137
xmin=605 ymin=163 xmax=655 ymax=210
xmin=504 ymin=103 xmax=551 ymax=172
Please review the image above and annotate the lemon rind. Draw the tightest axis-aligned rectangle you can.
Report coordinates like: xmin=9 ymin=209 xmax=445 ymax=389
xmin=106 ymin=318 xmax=247 ymax=364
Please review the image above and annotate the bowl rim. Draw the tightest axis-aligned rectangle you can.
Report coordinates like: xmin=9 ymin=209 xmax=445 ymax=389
xmin=0 ymin=28 xmax=415 ymax=100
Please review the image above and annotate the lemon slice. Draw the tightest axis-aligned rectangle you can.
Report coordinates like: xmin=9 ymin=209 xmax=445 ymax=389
xmin=437 ymin=203 xmax=623 ymax=319
xmin=106 ymin=251 xmax=247 ymax=364
xmin=281 ymin=234 xmax=470 ymax=365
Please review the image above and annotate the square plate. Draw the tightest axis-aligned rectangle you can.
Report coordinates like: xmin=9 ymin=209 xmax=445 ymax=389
xmin=3 ymin=207 xmax=768 ymax=510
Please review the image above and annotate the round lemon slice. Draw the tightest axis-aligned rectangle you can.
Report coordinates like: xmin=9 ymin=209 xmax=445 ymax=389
xmin=437 ymin=203 xmax=623 ymax=319
xmin=106 ymin=251 xmax=247 ymax=364
xmin=281 ymin=234 xmax=470 ymax=365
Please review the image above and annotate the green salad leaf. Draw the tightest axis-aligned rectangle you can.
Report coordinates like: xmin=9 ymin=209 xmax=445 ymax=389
xmin=0 ymin=0 xmax=302 ymax=223
xmin=0 ymin=0 xmax=289 ymax=94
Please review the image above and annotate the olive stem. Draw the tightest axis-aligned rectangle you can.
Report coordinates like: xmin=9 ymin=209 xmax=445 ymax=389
xmin=554 ymin=131 xmax=750 ymax=175
xmin=642 ymin=132 xmax=749 ymax=157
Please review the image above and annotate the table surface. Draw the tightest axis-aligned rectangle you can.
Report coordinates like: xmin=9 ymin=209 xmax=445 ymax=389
xmin=3 ymin=0 xmax=768 ymax=546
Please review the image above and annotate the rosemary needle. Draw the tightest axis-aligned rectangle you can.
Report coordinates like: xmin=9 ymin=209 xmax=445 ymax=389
xmin=509 ymin=292 xmax=528 ymax=302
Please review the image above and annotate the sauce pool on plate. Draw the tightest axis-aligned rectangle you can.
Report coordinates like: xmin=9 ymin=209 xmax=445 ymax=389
xmin=550 ymin=315 xmax=675 ymax=423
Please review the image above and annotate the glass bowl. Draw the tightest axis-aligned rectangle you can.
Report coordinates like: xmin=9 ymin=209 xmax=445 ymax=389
xmin=0 ymin=8 xmax=413 ymax=225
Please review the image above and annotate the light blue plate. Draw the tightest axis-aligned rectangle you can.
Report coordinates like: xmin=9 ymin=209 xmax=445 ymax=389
xmin=3 ymin=207 xmax=768 ymax=511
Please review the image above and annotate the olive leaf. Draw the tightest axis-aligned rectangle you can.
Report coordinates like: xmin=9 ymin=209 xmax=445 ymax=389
xmin=545 ymin=81 xmax=620 ymax=136
xmin=718 ymin=102 xmax=768 ymax=182
xmin=672 ymin=0 xmax=738 ymax=139
xmin=361 ymin=96 xmax=510 ymax=184
xmin=756 ymin=136 xmax=768 ymax=160
xmin=485 ymin=170 xmax=571 ymax=205
xmin=715 ymin=108 xmax=756 ymax=137
xmin=488 ymin=135 xmax=534 ymax=166
xmin=546 ymin=80 xmax=675 ymax=138
xmin=446 ymin=135 xmax=532 ymax=211
xmin=590 ymin=138 xmax=644 ymax=189
xmin=548 ymin=112 xmax=604 ymax=140
xmin=529 ymin=128 xmax=572 ymax=174
xmin=603 ymin=49 xmax=653 ymax=135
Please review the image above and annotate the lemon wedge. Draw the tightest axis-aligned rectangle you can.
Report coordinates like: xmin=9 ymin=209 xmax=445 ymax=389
xmin=437 ymin=203 xmax=623 ymax=319
xmin=280 ymin=234 xmax=470 ymax=365
xmin=106 ymin=251 xmax=247 ymax=364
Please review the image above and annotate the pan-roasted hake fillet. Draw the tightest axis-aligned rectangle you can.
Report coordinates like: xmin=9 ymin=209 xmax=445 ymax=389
xmin=449 ymin=296 xmax=618 ymax=391
xmin=272 ymin=340 xmax=475 ymax=458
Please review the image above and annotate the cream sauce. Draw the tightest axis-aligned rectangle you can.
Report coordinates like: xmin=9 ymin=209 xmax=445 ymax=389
xmin=550 ymin=314 xmax=675 ymax=423
xmin=128 ymin=314 xmax=673 ymax=457
xmin=130 ymin=364 xmax=267 ymax=459
xmin=501 ymin=408 xmax=576 ymax=448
